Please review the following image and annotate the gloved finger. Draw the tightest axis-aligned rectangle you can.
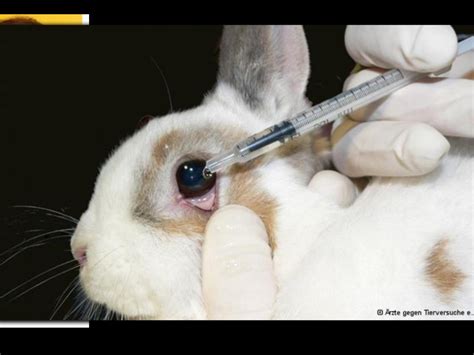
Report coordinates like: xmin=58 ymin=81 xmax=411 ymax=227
xmin=439 ymin=51 xmax=474 ymax=80
xmin=202 ymin=204 xmax=276 ymax=320
xmin=331 ymin=120 xmax=450 ymax=177
xmin=307 ymin=170 xmax=358 ymax=207
xmin=345 ymin=25 xmax=458 ymax=73
xmin=342 ymin=68 xmax=474 ymax=138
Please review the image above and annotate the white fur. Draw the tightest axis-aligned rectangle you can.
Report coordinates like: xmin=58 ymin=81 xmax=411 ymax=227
xmin=70 ymin=26 xmax=473 ymax=320
xmin=71 ymin=85 xmax=275 ymax=319
xmin=273 ymin=139 xmax=473 ymax=319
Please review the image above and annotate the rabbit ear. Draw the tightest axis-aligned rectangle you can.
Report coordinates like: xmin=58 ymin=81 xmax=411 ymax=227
xmin=217 ymin=25 xmax=310 ymax=117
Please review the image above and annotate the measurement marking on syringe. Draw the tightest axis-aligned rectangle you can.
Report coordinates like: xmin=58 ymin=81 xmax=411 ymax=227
xmin=203 ymin=37 xmax=474 ymax=176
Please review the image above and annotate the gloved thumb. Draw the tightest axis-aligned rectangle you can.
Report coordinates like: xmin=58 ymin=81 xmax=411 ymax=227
xmin=202 ymin=204 xmax=276 ymax=319
xmin=345 ymin=25 xmax=458 ymax=73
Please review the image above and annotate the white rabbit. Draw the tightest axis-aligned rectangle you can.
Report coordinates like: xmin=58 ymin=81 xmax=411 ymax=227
xmin=70 ymin=26 xmax=473 ymax=320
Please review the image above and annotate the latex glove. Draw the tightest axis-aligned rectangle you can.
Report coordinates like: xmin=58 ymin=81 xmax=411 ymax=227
xmin=202 ymin=204 xmax=276 ymax=319
xmin=201 ymin=171 xmax=357 ymax=320
xmin=332 ymin=25 xmax=473 ymax=177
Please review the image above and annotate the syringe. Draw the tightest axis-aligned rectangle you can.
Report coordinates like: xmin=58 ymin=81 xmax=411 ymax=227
xmin=203 ymin=36 xmax=474 ymax=179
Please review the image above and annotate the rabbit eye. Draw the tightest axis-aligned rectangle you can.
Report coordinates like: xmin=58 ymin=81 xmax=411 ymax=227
xmin=176 ymin=159 xmax=216 ymax=198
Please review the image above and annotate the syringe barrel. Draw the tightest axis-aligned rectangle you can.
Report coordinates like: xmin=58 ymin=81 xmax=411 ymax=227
xmin=235 ymin=120 xmax=297 ymax=156
xmin=204 ymin=149 xmax=238 ymax=175
xmin=206 ymin=69 xmax=424 ymax=176
xmin=204 ymin=36 xmax=473 ymax=177
xmin=290 ymin=68 xmax=425 ymax=136
xmin=204 ymin=121 xmax=297 ymax=175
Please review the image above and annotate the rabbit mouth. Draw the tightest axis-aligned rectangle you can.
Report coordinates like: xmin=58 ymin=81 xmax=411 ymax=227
xmin=182 ymin=184 xmax=217 ymax=211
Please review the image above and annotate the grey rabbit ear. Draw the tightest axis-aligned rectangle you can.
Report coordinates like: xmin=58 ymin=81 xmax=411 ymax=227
xmin=217 ymin=25 xmax=310 ymax=117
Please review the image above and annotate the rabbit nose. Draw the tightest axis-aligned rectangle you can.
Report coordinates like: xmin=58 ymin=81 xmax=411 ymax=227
xmin=73 ymin=247 xmax=87 ymax=267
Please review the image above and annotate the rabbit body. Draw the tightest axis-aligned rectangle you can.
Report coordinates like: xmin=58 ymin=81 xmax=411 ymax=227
xmin=71 ymin=25 xmax=472 ymax=319
xmin=271 ymin=137 xmax=473 ymax=319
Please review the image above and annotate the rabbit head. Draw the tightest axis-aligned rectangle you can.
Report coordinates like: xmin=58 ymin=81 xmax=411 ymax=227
xmin=70 ymin=25 xmax=326 ymax=320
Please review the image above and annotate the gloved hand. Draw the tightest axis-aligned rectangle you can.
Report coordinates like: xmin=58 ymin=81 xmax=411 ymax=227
xmin=202 ymin=204 xmax=276 ymax=319
xmin=202 ymin=171 xmax=356 ymax=320
xmin=332 ymin=25 xmax=473 ymax=177
xmin=201 ymin=25 xmax=473 ymax=319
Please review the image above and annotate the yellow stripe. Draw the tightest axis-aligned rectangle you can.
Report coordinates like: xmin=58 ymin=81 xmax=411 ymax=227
xmin=0 ymin=14 xmax=86 ymax=24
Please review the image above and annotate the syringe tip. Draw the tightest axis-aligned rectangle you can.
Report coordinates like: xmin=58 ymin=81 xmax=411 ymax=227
xmin=202 ymin=167 xmax=215 ymax=180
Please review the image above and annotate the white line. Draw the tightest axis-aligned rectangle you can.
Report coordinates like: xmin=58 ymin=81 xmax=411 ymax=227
xmin=82 ymin=14 xmax=90 ymax=25
xmin=0 ymin=321 xmax=89 ymax=328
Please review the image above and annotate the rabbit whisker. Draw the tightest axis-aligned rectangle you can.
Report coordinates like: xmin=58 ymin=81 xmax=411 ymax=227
xmin=150 ymin=56 xmax=173 ymax=113
xmin=0 ymin=242 xmax=47 ymax=267
xmin=1 ymin=229 xmax=74 ymax=258
xmin=63 ymin=246 xmax=125 ymax=320
xmin=44 ymin=213 xmax=78 ymax=225
xmin=0 ymin=258 xmax=77 ymax=299
xmin=84 ymin=301 xmax=95 ymax=320
xmin=104 ymin=307 xmax=111 ymax=320
xmin=50 ymin=275 xmax=81 ymax=320
xmin=65 ymin=291 xmax=89 ymax=320
xmin=23 ymin=228 xmax=46 ymax=234
xmin=12 ymin=205 xmax=79 ymax=224
xmin=9 ymin=264 xmax=80 ymax=302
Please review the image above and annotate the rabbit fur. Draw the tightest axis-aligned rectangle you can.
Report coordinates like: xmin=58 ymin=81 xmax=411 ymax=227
xmin=70 ymin=25 xmax=473 ymax=320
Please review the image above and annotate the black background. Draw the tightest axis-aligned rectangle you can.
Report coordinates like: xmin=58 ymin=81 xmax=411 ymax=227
xmin=0 ymin=25 xmax=472 ymax=320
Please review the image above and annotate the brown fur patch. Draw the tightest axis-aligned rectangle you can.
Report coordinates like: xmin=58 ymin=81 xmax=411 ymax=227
xmin=133 ymin=124 xmax=286 ymax=249
xmin=277 ymin=137 xmax=304 ymax=158
xmin=227 ymin=161 xmax=279 ymax=250
xmin=152 ymin=130 xmax=181 ymax=167
xmin=159 ymin=214 xmax=209 ymax=236
xmin=133 ymin=168 xmax=157 ymax=222
xmin=133 ymin=166 xmax=208 ymax=237
xmin=313 ymin=136 xmax=331 ymax=155
xmin=134 ymin=127 xmax=252 ymax=237
xmin=425 ymin=239 xmax=466 ymax=302
xmin=136 ymin=130 xmax=211 ymax=236
xmin=277 ymin=134 xmax=317 ymax=173
xmin=133 ymin=123 xmax=324 ymax=252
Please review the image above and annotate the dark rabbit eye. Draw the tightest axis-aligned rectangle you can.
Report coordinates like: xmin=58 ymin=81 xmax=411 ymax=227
xmin=137 ymin=115 xmax=153 ymax=129
xmin=176 ymin=159 xmax=216 ymax=198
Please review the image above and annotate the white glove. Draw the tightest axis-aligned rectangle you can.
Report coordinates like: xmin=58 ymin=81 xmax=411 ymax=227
xmin=200 ymin=26 xmax=474 ymax=318
xmin=332 ymin=25 xmax=473 ymax=177
xmin=201 ymin=171 xmax=357 ymax=320
xmin=202 ymin=205 xmax=276 ymax=319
